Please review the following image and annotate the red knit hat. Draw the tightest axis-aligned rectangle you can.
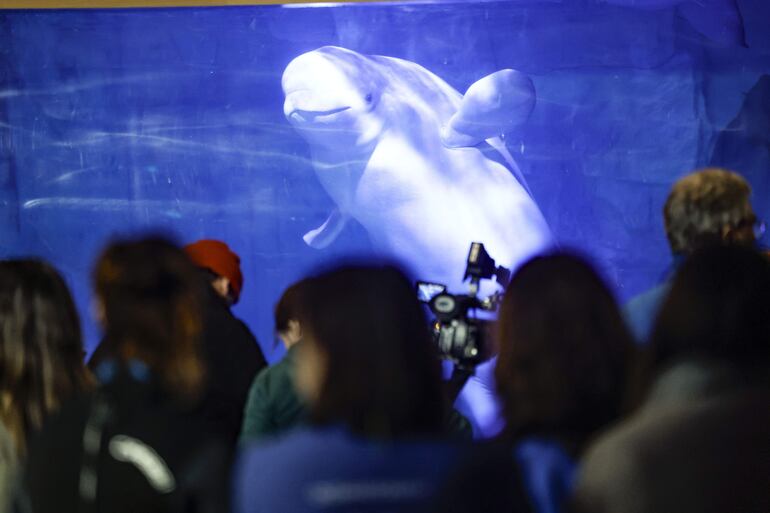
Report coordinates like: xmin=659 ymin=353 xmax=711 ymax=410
xmin=184 ymin=239 xmax=243 ymax=302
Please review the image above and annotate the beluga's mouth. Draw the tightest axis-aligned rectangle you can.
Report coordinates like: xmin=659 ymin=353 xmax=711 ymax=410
xmin=288 ymin=106 xmax=351 ymax=124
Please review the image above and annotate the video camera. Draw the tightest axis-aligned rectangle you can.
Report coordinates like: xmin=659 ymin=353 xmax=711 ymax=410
xmin=417 ymin=242 xmax=510 ymax=370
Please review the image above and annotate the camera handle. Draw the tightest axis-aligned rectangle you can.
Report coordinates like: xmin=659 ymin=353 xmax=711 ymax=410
xmin=445 ymin=364 xmax=474 ymax=403
xmin=467 ymin=276 xmax=480 ymax=298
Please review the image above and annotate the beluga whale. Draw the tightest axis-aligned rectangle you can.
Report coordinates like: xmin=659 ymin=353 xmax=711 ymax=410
xmin=282 ymin=46 xmax=553 ymax=436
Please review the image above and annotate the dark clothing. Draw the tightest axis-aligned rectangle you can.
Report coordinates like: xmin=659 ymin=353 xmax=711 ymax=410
xmin=239 ymin=344 xmax=305 ymax=443
xmin=87 ymin=337 xmax=116 ymax=370
xmin=90 ymin=286 xmax=267 ymax=444
xmin=445 ymin=410 xmax=474 ymax=439
xmin=574 ymin=361 xmax=770 ymax=513
xmin=21 ymin=364 xmax=230 ymax=513
xmin=430 ymin=438 xmax=575 ymax=513
xmin=235 ymin=426 xmax=465 ymax=513
xmin=239 ymin=344 xmax=473 ymax=443
xmin=429 ymin=441 xmax=533 ymax=513
xmin=0 ymin=423 xmax=17 ymax=513
xmin=197 ymin=288 xmax=267 ymax=442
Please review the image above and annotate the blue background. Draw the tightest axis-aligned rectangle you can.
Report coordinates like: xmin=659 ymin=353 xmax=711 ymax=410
xmin=1 ymin=0 xmax=769 ymax=360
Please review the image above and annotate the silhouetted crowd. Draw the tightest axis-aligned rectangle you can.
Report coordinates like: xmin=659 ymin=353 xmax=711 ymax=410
xmin=0 ymin=167 xmax=768 ymax=513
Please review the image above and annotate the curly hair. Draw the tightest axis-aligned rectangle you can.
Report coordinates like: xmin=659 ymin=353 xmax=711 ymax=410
xmin=664 ymin=168 xmax=754 ymax=254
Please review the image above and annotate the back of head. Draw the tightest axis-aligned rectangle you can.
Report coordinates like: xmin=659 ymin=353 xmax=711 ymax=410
xmin=297 ymin=264 xmax=445 ymax=439
xmin=0 ymin=260 xmax=91 ymax=452
xmin=274 ymin=278 xmax=312 ymax=335
xmin=495 ymin=253 xmax=633 ymax=450
xmin=94 ymin=237 xmax=206 ymax=401
xmin=649 ymin=245 xmax=770 ymax=381
xmin=664 ymin=168 xmax=755 ymax=255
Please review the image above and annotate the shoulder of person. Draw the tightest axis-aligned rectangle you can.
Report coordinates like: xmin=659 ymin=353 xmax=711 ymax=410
xmin=572 ymin=419 xmax=650 ymax=513
xmin=258 ymin=355 xmax=294 ymax=382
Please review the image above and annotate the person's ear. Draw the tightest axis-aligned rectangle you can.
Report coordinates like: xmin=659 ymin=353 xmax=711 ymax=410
xmin=212 ymin=276 xmax=233 ymax=304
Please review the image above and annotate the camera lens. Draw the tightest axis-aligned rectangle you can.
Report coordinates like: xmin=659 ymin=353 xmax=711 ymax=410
xmin=432 ymin=294 xmax=456 ymax=314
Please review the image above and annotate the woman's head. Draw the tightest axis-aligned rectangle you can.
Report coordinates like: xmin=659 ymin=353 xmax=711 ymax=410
xmin=0 ymin=260 xmax=92 ymax=452
xmin=294 ymin=264 xmax=445 ymax=439
xmin=648 ymin=245 xmax=770 ymax=381
xmin=495 ymin=253 xmax=633 ymax=449
xmin=94 ymin=236 xmax=206 ymax=401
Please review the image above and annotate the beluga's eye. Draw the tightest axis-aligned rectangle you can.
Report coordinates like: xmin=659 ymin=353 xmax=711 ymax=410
xmin=365 ymin=93 xmax=373 ymax=103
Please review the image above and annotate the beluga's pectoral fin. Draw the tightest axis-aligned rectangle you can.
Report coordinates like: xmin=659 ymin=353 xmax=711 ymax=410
xmin=303 ymin=208 xmax=349 ymax=249
xmin=441 ymin=69 xmax=536 ymax=148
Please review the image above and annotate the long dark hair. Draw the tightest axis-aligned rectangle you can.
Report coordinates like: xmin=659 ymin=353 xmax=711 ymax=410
xmin=495 ymin=253 xmax=634 ymax=453
xmin=0 ymin=260 xmax=93 ymax=453
xmin=94 ymin=237 xmax=206 ymax=402
xmin=300 ymin=264 xmax=445 ymax=439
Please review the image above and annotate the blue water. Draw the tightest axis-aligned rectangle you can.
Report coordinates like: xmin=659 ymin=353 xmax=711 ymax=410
xmin=1 ymin=1 xmax=769 ymax=362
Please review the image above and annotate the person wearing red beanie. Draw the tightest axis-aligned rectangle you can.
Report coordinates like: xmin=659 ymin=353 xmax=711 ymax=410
xmin=180 ymin=239 xmax=268 ymax=442
xmin=184 ymin=239 xmax=244 ymax=305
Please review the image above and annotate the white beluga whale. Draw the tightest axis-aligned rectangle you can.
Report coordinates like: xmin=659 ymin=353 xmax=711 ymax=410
xmin=442 ymin=68 xmax=536 ymax=149
xmin=282 ymin=46 xmax=553 ymax=436
xmin=283 ymin=46 xmax=552 ymax=290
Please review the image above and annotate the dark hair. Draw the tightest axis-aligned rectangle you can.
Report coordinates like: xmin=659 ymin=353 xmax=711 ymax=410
xmin=647 ymin=245 xmax=770 ymax=383
xmin=0 ymin=260 xmax=93 ymax=453
xmin=495 ymin=253 xmax=634 ymax=453
xmin=94 ymin=237 xmax=205 ymax=401
xmin=300 ymin=264 xmax=445 ymax=439
xmin=663 ymin=168 xmax=754 ymax=254
xmin=274 ymin=278 xmax=312 ymax=334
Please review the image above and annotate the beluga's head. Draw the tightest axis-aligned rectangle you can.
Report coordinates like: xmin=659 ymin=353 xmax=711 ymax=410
xmin=282 ymin=46 xmax=387 ymax=150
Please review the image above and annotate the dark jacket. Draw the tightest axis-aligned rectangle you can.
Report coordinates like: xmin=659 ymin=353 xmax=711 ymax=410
xmin=429 ymin=440 xmax=533 ymax=513
xmin=20 ymin=363 xmax=230 ymax=513
xmin=0 ymin=423 xmax=17 ymax=513
xmin=574 ymin=361 xmax=770 ymax=513
xmin=90 ymin=285 xmax=267 ymax=444
xmin=196 ymin=287 xmax=267 ymax=442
